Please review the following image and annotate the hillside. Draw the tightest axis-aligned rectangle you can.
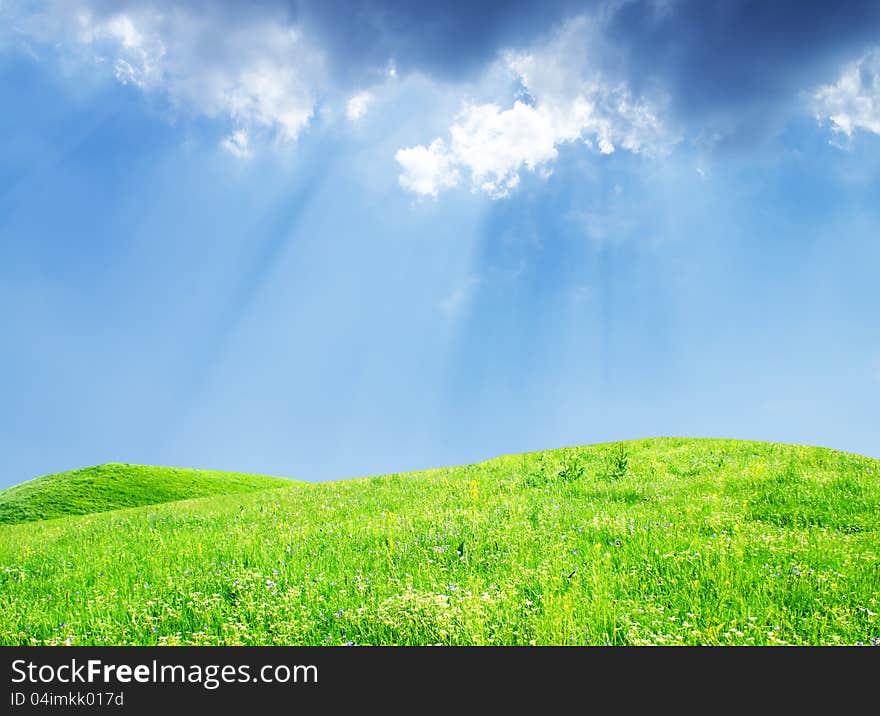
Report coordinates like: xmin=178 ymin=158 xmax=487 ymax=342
xmin=0 ymin=463 xmax=294 ymax=525
xmin=0 ymin=438 xmax=878 ymax=646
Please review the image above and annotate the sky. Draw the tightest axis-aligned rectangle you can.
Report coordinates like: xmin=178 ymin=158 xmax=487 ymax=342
xmin=1 ymin=0 xmax=879 ymax=486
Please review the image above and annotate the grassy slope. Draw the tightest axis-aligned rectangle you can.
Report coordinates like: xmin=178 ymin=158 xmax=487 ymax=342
xmin=0 ymin=438 xmax=878 ymax=646
xmin=0 ymin=463 xmax=294 ymax=525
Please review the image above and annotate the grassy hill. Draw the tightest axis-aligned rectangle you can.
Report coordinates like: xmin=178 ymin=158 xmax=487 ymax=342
xmin=0 ymin=463 xmax=294 ymax=525
xmin=0 ymin=438 xmax=878 ymax=646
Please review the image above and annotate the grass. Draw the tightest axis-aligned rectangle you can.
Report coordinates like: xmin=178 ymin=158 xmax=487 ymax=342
xmin=0 ymin=438 xmax=878 ymax=646
xmin=0 ymin=463 xmax=294 ymax=525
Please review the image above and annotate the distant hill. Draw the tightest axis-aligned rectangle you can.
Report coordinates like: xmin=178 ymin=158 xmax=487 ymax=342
xmin=0 ymin=463 xmax=295 ymax=524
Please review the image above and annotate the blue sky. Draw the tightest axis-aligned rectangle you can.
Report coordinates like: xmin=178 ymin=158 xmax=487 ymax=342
xmin=1 ymin=1 xmax=879 ymax=486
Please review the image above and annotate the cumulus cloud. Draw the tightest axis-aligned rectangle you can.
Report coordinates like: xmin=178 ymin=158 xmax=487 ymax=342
xmin=396 ymin=16 xmax=678 ymax=198
xmin=345 ymin=90 xmax=373 ymax=121
xmin=11 ymin=1 xmax=323 ymax=153
xmin=814 ymin=49 xmax=880 ymax=138
xmin=395 ymin=139 xmax=460 ymax=197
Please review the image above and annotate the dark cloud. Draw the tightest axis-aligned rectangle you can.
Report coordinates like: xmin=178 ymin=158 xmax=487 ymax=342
xmin=605 ymin=0 xmax=880 ymax=148
xmin=609 ymin=0 xmax=880 ymax=106
xmin=74 ymin=1 xmax=880 ymax=99
xmin=62 ymin=0 xmax=583 ymax=81
xmin=290 ymin=0 xmax=585 ymax=83
xmin=32 ymin=0 xmax=880 ymax=149
xmin=290 ymin=0 xmax=880 ymax=147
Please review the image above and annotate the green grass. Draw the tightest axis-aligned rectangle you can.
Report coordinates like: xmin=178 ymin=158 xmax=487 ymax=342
xmin=0 ymin=438 xmax=878 ymax=645
xmin=0 ymin=463 xmax=295 ymax=525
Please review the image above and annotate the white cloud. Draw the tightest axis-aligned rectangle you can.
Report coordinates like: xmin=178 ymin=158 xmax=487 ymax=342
xmin=395 ymin=139 xmax=460 ymax=197
xmin=222 ymin=59 xmax=314 ymax=142
xmin=76 ymin=12 xmax=165 ymax=88
xmin=396 ymin=15 xmax=678 ymax=198
xmin=13 ymin=2 xmax=323 ymax=154
xmin=446 ymin=101 xmax=558 ymax=196
xmin=346 ymin=90 xmax=373 ymax=121
xmin=814 ymin=49 xmax=880 ymax=138
xmin=221 ymin=128 xmax=252 ymax=158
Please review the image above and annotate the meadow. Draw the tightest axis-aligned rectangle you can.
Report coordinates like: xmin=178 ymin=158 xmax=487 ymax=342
xmin=0 ymin=438 xmax=878 ymax=646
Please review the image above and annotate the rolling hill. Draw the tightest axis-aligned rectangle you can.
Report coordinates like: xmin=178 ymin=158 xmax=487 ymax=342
xmin=0 ymin=438 xmax=878 ymax=646
xmin=0 ymin=463 xmax=294 ymax=525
